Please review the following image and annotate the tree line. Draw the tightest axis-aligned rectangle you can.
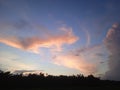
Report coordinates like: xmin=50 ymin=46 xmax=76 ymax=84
xmin=0 ymin=70 xmax=120 ymax=88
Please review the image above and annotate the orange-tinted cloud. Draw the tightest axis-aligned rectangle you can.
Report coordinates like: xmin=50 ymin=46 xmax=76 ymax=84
xmin=0 ymin=26 xmax=78 ymax=53
xmin=52 ymin=43 xmax=106 ymax=75
xmin=52 ymin=53 xmax=97 ymax=75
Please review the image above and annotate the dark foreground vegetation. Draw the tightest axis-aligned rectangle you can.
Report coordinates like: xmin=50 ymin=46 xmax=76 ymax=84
xmin=0 ymin=70 xmax=120 ymax=89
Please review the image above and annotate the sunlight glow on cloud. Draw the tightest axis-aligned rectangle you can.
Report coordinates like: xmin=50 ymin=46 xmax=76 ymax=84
xmin=0 ymin=24 xmax=78 ymax=53
xmin=52 ymin=51 xmax=98 ymax=75
xmin=1 ymin=0 xmax=118 ymax=78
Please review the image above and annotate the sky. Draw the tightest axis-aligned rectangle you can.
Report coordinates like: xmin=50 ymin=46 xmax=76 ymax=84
xmin=0 ymin=0 xmax=120 ymax=80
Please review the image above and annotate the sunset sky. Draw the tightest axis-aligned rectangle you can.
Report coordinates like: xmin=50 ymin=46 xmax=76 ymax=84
xmin=0 ymin=0 xmax=120 ymax=80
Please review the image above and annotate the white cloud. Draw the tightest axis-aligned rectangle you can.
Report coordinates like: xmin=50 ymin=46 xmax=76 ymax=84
xmin=104 ymin=23 xmax=120 ymax=80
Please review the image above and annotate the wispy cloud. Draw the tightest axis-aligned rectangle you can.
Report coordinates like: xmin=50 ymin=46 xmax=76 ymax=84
xmin=84 ymin=30 xmax=91 ymax=47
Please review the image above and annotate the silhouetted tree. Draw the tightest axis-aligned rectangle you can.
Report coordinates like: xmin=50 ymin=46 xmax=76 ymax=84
xmin=0 ymin=70 xmax=120 ymax=88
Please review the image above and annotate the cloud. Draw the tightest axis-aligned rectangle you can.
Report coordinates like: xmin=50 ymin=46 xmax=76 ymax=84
xmin=100 ymin=61 xmax=105 ymax=64
xmin=84 ymin=30 xmax=91 ymax=47
xmin=0 ymin=48 xmax=39 ymax=72
xmin=0 ymin=21 xmax=78 ymax=53
xmin=52 ymin=53 xmax=97 ymax=75
xmin=95 ymin=53 xmax=105 ymax=57
xmin=12 ymin=70 xmax=43 ymax=75
xmin=52 ymin=42 xmax=107 ymax=76
xmin=0 ymin=56 xmax=35 ymax=72
xmin=104 ymin=23 xmax=120 ymax=80
xmin=73 ymin=44 xmax=103 ymax=56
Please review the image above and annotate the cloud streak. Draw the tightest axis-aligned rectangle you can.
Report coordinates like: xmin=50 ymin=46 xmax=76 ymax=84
xmin=13 ymin=70 xmax=43 ymax=75
xmin=85 ymin=30 xmax=91 ymax=47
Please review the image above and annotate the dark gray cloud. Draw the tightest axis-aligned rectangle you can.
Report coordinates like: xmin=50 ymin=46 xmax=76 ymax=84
xmin=95 ymin=53 xmax=105 ymax=57
xmin=104 ymin=23 xmax=120 ymax=80
xmin=100 ymin=61 xmax=105 ymax=64
xmin=73 ymin=44 xmax=102 ymax=56
xmin=13 ymin=70 xmax=43 ymax=75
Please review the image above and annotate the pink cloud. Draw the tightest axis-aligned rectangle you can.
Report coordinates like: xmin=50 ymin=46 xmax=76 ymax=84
xmin=104 ymin=23 xmax=120 ymax=80
xmin=52 ymin=53 xmax=97 ymax=75
xmin=0 ymin=26 xmax=78 ymax=53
